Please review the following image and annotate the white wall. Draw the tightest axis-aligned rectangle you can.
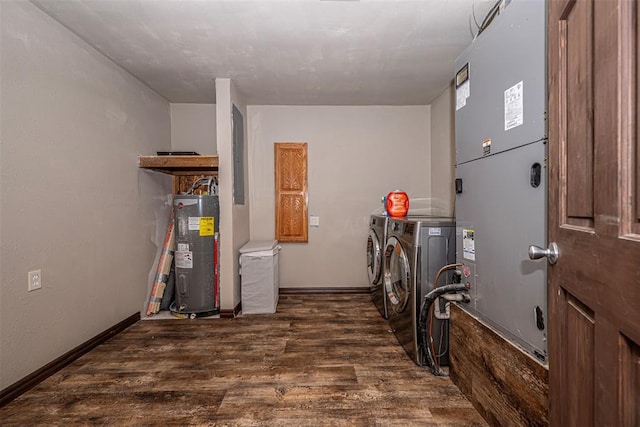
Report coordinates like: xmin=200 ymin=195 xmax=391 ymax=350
xmin=248 ymin=106 xmax=431 ymax=288
xmin=216 ymin=79 xmax=250 ymax=310
xmin=0 ymin=1 xmax=171 ymax=388
xmin=430 ymin=84 xmax=456 ymax=216
xmin=170 ymin=103 xmax=216 ymax=154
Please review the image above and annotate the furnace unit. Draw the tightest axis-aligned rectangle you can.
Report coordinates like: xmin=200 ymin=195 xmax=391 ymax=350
xmin=454 ymin=0 xmax=548 ymax=361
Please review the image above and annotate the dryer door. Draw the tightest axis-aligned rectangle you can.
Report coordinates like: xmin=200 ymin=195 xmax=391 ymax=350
xmin=367 ymin=229 xmax=382 ymax=285
xmin=384 ymin=236 xmax=411 ymax=314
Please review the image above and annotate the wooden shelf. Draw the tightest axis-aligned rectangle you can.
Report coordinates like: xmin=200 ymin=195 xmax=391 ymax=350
xmin=138 ymin=155 xmax=218 ymax=176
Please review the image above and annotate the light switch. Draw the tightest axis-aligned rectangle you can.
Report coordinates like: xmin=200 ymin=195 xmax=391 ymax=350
xmin=309 ymin=215 xmax=320 ymax=227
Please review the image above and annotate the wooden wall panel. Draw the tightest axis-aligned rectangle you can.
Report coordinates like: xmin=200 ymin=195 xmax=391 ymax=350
xmin=565 ymin=297 xmax=595 ymax=427
xmin=277 ymin=194 xmax=307 ymax=241
xmin=279 ymin=148 xmax=305 ymax=192
xmin=562 ymin=0 xmax=595 ymax=226
xmin=449 ymin=304 xmax=549 ymax=426
xmin=620 ymin=335 xmax=640 ymax=426
xmin=275 ymin=143 xmax=308 ymax=243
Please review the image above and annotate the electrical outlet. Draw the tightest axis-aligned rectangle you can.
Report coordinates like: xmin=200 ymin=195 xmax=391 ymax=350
xmin=28 ymin=270 xmax=42 ymax=292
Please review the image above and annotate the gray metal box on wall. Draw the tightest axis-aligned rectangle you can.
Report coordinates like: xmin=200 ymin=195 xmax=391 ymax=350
xmin=239 ymin=240 xmax=281 ymax=314
xmin=455 ymin=142 xmax=547 ymax=358
xmin=454 ymin=0 xmax=547 ymax=163
xmin=454 ymin=0 xmax=548 ymax=362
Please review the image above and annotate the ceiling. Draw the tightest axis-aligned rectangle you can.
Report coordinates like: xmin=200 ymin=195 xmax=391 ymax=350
xmin=32 ymin=0 xmax=494 ymax=105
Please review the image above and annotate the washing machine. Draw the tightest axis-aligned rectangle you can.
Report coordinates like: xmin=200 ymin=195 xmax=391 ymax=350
xmin=367 ymin=213 xmax=388 ymax=319
xmin=383 ymin=216 xmax=456 ymax=366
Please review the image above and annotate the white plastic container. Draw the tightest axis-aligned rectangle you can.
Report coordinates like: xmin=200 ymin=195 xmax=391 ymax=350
xmin=239 ymin=240 xmax=281 ymax=314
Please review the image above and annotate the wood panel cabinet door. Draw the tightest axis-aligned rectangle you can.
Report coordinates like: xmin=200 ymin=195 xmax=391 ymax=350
xmin=548 ymin=0 xmax=640 ymax=425
xmin=275 ymin=143 xmax=308 ymax=243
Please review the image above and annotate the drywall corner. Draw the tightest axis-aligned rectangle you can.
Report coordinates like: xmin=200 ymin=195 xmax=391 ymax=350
xmin=430 ymin=83 xmax=456 ymax=217
xmin=216 ymin=78 xmax=250 ymax=311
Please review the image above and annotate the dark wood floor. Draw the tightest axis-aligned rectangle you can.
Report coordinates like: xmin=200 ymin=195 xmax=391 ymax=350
xmin=0 ymin=294 xmax=487 ymax=426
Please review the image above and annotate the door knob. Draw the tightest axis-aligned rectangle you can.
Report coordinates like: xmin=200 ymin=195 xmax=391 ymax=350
xmin=528 ymin=242 xmax=559 ymax=265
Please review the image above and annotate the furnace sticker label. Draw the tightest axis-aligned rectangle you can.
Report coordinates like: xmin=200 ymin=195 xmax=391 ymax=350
xmin=504 ymin=81 xmax=524 ymax=130
xmin=456 ymin=80 xmax=471 ymax=111
xmin=429 ymin=228 xmax=441 ymax=236
xmin=199 ymin=217 xmax=214 ymax=236
xmin=482 ymin=138 xmax=491 ymax=156
xmin=175 ymin=251 xmax=193 ymax=269
xmin=463 ymin=229 xmax=475 ymax=261
xmin=177 ymin=243 xmax=189 ymax=252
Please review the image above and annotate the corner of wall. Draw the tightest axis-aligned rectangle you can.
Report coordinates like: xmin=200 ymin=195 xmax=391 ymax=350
xmin=430 ymin=83 xmax=456 ymax=217
xmin=215 ymin=79 xmax=250 ymax=310
xmin=230 ymin=80 xmax=250 ymax=307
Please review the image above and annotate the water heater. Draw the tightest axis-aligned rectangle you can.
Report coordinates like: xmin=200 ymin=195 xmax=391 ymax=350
xmin=173 ymin=195 xmax=220 ymax=316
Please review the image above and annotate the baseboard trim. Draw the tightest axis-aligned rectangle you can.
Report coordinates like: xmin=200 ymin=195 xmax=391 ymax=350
xmin=0 ymin=312 xmax=140 ymax=408
xmin=220 ymin=301 xmax=242 ymax=318
xmin=280 ymin=287 xmax=370 ymax=294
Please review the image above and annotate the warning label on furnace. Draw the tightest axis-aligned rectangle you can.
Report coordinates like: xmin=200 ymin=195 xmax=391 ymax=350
xmin=199 ymin=217 xmax=214 ymax=236
xmin=482 ymin=139 xmax=491 ymax=156
xmin=463 ymin=229 xmax=475 ymax=261
xmin=456 ymin=80 xmax=470 ymax=111
xmin=504 ymin=81 xmax=524 ymax=131
xmin=175 ymin=251 xmax=193 ymax=269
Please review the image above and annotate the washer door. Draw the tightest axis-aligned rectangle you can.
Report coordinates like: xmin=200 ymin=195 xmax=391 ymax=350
xmin=384 ymin=237 xmax=411 ymax=314
xmin=367 ymin=229 xmax=381 ymax=285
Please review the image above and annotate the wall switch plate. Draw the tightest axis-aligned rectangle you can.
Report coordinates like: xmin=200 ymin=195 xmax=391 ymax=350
xmin=28 ymin=269 xmax=42 ymax=292
xmin=309 ymin=215 xmax=320 ymax=227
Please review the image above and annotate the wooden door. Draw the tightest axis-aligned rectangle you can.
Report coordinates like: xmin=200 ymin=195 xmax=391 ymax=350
xmin=274 ymin=142 xmax=308 ymax=243
xmin=548 ymin=0 xmax=640 ymax=425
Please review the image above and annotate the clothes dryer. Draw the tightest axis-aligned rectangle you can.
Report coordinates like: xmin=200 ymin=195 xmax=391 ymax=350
xmin=367 ymin=214 xmax=388 ymax=319
xmin=384 ymin=216 xmax=455 ymax=366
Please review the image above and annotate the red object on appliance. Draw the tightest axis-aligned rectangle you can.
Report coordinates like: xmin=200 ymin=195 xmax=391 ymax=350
xmin=386 ymin=191 xmax=409 ymax=217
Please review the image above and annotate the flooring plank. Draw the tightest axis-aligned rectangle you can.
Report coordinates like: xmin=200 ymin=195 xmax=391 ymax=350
xmin=0 ymin=294 xmax=487 ymax=426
